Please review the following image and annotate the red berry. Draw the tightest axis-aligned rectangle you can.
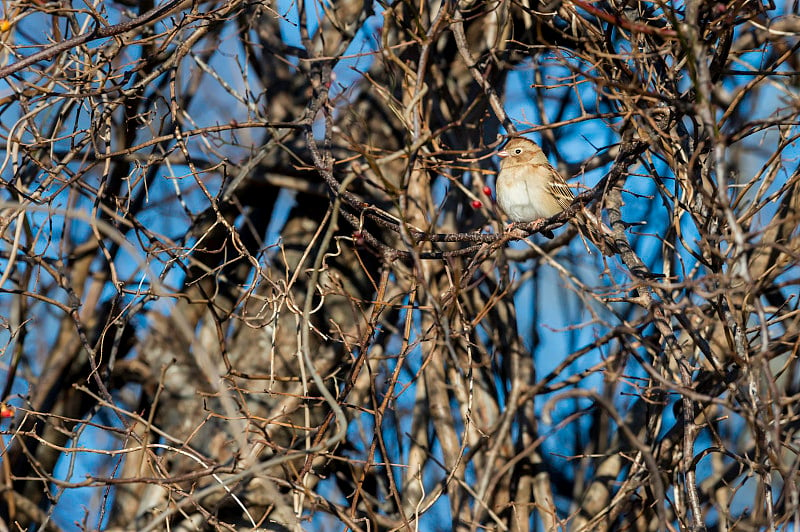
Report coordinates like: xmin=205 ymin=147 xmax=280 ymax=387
xmin=482 ymin=186 xmax=492 ymax=197
xmin=471 ymin=200 xmax=483 ymax=209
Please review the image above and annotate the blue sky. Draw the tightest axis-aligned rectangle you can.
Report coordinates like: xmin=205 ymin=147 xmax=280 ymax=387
xmin=1 ymin=1 xmax=799 ymax=530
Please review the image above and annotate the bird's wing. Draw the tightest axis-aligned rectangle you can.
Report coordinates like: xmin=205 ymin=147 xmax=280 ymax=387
xmin=547 ymin=167 xmax=576 ymax=211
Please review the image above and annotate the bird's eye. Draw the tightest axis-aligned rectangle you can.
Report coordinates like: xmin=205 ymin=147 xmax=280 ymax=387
xmin=514 ymin=148 xmax=522 ymax=154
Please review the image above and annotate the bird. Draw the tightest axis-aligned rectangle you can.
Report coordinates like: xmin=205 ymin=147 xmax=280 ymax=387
xmin=495 ymin=137 xmax=620 ymax=255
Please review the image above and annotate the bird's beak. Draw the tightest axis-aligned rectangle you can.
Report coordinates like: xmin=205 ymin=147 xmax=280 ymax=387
xmin=498 ymin=150 xmax=509 ymax=158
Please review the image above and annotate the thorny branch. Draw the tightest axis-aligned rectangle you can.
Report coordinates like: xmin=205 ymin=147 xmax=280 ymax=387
xmin=0 ymin=0 xmax=798 ymax=531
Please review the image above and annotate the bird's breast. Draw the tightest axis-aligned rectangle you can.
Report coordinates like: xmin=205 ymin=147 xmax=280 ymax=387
xmin=496 ymin=172 xmax=562 ymax=222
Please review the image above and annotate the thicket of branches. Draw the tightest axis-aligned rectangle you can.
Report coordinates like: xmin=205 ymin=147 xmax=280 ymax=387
xmin=0 ymin=0 xmax=799 ymax=530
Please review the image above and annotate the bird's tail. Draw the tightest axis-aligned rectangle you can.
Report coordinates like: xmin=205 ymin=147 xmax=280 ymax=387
xmin=575 ymin=209 xmax=621 ymax=256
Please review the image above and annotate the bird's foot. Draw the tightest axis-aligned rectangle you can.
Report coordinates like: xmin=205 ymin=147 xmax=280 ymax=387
xmin=507 ymin=219 xmax=555 ymax=236
xmin=504 ymin=222 xmax=528 ymax=239
xmin=505 ymin=219 xmax=555 ymax=239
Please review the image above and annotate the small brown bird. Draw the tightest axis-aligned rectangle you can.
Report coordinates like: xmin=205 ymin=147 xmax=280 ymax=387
xmin=496 ymin=137 xmax=619 ymax=255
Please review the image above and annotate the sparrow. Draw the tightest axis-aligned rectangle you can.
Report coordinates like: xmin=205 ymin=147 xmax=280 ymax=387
xmin=496 ymin=137 xmax=619 ymax=255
